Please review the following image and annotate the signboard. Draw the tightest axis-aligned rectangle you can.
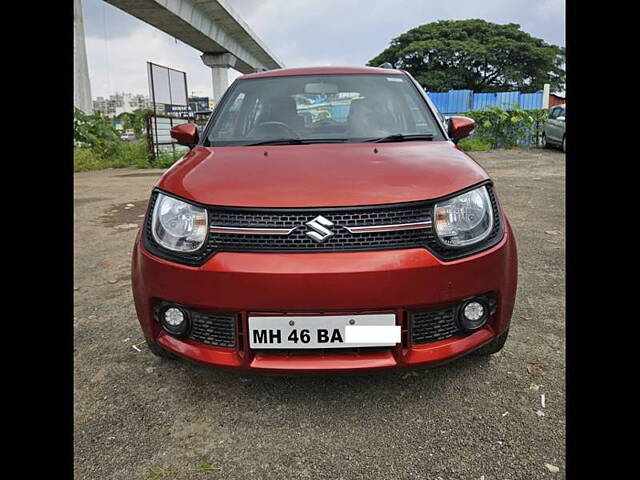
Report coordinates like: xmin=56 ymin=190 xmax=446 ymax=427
xmin=147 ymin=62 xmax=189 ymax=111
xmin=146 ymin=61 xmax=192 ymax=161
xmin=163 ymin=104 xmax=190 ymax=115
xmin=188 ymin=96 xmax=210 ymax=112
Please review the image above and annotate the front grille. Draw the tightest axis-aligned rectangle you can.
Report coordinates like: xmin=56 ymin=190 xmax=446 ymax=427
xmin=411 ymin=308 xmax=460 ymax=344
xmin=207 ymin=204 xmax=431 ymax=253
xmin=143 ymin=183 xmax=503 ymax=265
xmin=189 ymin=311 xmax=236 ymax=348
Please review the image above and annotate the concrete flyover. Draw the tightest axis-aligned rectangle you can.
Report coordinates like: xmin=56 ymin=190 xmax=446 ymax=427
xmin=104 ymin=0 xmax=285 ymax=102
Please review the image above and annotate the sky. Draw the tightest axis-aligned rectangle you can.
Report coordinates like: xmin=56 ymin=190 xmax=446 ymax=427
xmin=82 ymin=0 xmax=565 ymax=99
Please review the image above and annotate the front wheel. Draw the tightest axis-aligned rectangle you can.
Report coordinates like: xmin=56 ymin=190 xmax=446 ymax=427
xmin=562 ymin=136 xmax=566 ymax=153
xmin=471 ymin=329 xmax=509 ymax=356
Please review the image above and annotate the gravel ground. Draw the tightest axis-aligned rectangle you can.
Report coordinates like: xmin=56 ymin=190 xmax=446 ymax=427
xmin=74 ymin=148 xmax=565 ymax=480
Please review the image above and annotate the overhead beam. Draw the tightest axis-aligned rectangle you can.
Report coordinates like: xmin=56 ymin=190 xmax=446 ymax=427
xmin=104 ymin=0 xmax=284 ymax=74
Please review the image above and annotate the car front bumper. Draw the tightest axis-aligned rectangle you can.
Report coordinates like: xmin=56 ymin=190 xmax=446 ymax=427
xmin=131 ymin=219 xmax=517 ymax=374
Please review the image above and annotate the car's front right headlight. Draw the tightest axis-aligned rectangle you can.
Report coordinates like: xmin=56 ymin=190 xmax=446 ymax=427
xmin=434 ymin=185 xmax=494 ymax=247
xmin=151 ymin=192 xmax=208 ymax=252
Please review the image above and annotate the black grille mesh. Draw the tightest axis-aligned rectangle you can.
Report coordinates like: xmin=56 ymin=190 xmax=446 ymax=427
xmin=189 ymin=312 xmax=236 ymax=348
xmin=143 ymin=185 xmax=502 ymax=265
xmin=411 ymin=308 xmax=460 ymax=344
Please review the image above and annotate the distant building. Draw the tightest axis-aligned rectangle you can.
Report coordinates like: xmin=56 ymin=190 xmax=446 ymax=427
xmin=93 ymin=93 xmax=152 ymax=116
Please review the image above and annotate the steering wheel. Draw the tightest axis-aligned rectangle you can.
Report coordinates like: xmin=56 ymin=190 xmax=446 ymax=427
xmin=252 ymin=121 xmax=298 ymax=137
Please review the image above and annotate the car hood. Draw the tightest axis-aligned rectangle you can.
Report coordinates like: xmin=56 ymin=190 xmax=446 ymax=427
xmin=156 ymin=141 xmax=489 ymax=207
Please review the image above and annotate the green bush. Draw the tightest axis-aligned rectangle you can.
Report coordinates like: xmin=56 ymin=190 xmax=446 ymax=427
xmin=458 ymin=137 xmax=492 ymax=152
xmin=74 ymin=107 xmax=161 ymax=171
xmin=74 ymin=148 xmax=105 ymax=172
xmin=74 ymin=140 xmax=155 ymax=172
xmin=463 ymin=105 xmax=548 ymax=149
xmin=155 ymin=150 xmax=184 ymax=169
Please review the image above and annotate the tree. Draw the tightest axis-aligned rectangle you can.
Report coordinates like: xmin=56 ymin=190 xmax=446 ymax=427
xmin=74 ymin=108 xmax=119 ymax=147
xmin=368 ymin=19 xmax=565 ymax=93
xmin=115 ymin=109 xmax=151 ymax=138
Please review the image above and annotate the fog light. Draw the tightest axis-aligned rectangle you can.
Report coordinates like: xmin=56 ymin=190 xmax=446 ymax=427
xmin=160 ymin=305 xmax=190 ymax=336
xmin=458 ymin=299 xmax=489 ymax=332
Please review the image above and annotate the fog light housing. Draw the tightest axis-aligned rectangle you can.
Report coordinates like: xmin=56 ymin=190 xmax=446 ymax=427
xmin=159 ymin=305 xmax=190 ymax=336
xmin=458 ymin=299 xmax=489 ymax=332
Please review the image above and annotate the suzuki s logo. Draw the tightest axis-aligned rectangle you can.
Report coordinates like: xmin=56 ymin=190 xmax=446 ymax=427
xmin=305 ymin=215 xmax=335 ymax=243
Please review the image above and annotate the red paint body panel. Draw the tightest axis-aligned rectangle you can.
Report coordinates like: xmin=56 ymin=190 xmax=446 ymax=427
xmin=170 ymin=123 xmax=198 ymax=146
xmin=157 ymin=142 xmax=488 ymax=207
xmin=448 ymin=116 xmax=476 ymax=141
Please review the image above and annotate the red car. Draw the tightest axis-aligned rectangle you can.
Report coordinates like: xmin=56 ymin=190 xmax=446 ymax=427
xmin=131 ymin=66 xmax=518 ymax=374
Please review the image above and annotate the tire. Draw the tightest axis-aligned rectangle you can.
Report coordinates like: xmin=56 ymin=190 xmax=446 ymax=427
xmin=562 ymin=136 xmax=566 ymax=153
xmin=471 ymin=328 xmax=509 ymax=356
xmin=145 ymin=338 xmax=179 ymax=360
xmin=541 ymin=133 xmax=548 ymax=148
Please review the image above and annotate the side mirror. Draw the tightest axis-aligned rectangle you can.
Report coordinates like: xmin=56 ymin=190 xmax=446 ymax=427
xmin=170 ymin=123 xmax=199 ymax=147
xmin=448 ymin=116 xmax=475 ymax=143
xmin=556 ymin=116 xmax=565 ymax=122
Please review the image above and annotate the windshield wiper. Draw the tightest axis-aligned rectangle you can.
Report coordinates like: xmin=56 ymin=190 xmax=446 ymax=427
xmin=245 ymin=138 xmax=349 ymax=146
xmin=245 ymin=138 xmax=304 ymax=146
xmin=367 ymin=133 xmax=435 ymax=143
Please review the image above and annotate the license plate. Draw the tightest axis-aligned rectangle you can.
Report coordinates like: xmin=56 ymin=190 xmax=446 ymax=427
xmin=248 ymin=314 xmax=398 ymax=349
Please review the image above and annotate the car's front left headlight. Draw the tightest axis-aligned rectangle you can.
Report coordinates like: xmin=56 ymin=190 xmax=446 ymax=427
xmin=434 ymin=185 xmax=494 ymax=247
xmin=151 ymin=193 xmax=208 ymax=252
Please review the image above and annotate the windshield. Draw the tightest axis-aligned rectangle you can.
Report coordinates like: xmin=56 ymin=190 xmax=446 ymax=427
xmin=204 ymin=74 xmax=445 ymax=146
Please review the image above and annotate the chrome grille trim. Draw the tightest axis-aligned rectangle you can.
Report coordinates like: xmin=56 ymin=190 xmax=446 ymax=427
xmin=345 ymin=221 xmax=432 ymax=234
xmin=209 ymin=226 xmax=296 ymax=235
xmin=210 ymin=221 xmax=432 ymax=236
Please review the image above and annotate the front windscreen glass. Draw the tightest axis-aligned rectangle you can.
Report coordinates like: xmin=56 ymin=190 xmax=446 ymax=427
xmin=205 ymin=74 xmax=445 ymax=146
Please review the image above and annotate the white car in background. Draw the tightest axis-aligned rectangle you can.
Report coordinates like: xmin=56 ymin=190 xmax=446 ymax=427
xmin=542 ymin=104 xmax=566 ymax=152
xmin=120 ymin=131 xmax=136 ymax=142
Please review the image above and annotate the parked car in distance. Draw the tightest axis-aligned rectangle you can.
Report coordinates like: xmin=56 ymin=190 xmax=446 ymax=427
xmin=120 ymin=131 xmax=136 ymax=141
xmin=131 ymin=66 xmax=518 ymax=374
xmin=542 ymin=104 xmax=565 ymax=152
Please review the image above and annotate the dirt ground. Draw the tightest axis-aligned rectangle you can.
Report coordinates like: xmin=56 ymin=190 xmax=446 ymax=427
xmin=74 ymin=148 xmax=565 ymax=480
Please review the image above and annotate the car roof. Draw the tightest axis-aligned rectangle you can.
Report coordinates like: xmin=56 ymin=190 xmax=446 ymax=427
xmin=239 ymin=66 xmax=405 ymax=80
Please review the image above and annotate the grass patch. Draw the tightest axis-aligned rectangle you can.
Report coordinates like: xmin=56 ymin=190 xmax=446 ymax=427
xmin=458 ymin=137 xmax=493 ymax=152
xmin=156 ymin=149 xmax=187 ymax=168
xmin=74 ymin=141 xmax=186 ymax=172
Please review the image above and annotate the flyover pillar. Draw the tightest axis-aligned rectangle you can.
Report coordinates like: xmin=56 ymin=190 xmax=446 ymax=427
xmin=74 ymin=0 xmax=93 ymax=113
xmin=201 ymin=53 xmax=239 ymax=106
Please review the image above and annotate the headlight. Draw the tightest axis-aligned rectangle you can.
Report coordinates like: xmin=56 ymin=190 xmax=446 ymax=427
xmin=434 ymin=186 xmax=494 ymax=247
xmin=151 ymin=193 xmax=208 ymax=252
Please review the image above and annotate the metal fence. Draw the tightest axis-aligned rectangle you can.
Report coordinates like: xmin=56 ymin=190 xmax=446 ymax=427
xmin=426 ymin=89 xmax=547 ymax=147
xmin=426 ymin=89 xmax=544 ymax=115
xmin=146 ymin=114 xmax=190 ymax=162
